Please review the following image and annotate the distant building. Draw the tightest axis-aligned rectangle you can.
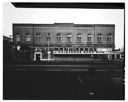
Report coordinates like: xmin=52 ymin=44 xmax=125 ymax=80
xmin=12 ymin=23 xmax=121 ymax=61
xmin=3 ymin=35 xmax=12 ymax=63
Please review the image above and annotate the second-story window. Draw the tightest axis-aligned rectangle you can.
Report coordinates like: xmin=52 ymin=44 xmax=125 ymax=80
xmin=107 ymin=33 xmax=112 ymax=43
xmin=97 ymin=33 xmax=102 ymax=43
xmin=36 ymin=33 xmax=41 ymax=43
xmin=16 ymin=34 xmax=21 ymax=42
xmin=87 ymin=33 xmax=92 ymax=43
xmin=46 ymin=33 xmax=51 ymax=42
xmin=25 ymin=33 xmax=31 ymax=42
xmin=56 ymin=33 xmax=61 ymax=43
xmin=67 ymin=33 xmax=72 ymax=43
xmin=77 ymin=33 xmax=82 ymax=43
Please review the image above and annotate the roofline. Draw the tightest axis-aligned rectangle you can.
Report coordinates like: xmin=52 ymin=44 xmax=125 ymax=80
xmin=13 ymin=23 xmax=115 ymax=27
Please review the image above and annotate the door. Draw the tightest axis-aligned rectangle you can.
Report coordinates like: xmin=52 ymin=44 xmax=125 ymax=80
xmin=36 ymin=54 xmax=40 ymax=61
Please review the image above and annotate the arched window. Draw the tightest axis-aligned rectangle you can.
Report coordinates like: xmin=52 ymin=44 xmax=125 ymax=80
xmin=46 ymin=33 xmax=51 ymax=42
xmin=56 ymin=33 xmax=61 ymax=43
xmin=16 ymin=34 xmax=21 ymax=42
xmin=36 ymin=33 xmax=41 ymax=42
xmin=77 ymin=33 xmax=82 ymax=43
xmin=87 ymin=33 xmax=92 ymax=43
xmin=97 ymin=33 xmax=102 ymax=43
xmin=107 ymin=33 xmax=112 ymax=43
xmin=66 ymin=33 xmax=72 ymax=43
xmin=25 ymin=33 xmax=31 ymax=42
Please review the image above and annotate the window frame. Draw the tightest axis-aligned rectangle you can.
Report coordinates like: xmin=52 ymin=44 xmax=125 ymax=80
xmin=46 ymin=33 xmax=51 ymax=42
xmin=56 ymin=33 xmax=62 ymax=43
xmin=77 ymin=33 xmax=82 ymax=43
xmin=107 ymin=33 xmax=112 ymax=43
xmin=36 ymin=33 xmax=41 ymax=43
xmin=97 ymin=33 xmax=102 ymax=43
xmin=87 ymin=33 xmax=92 ymax=43
xmin=16 ymin=34 xmax=21 ymax=42
xmin=25 ymin=33 xmax=31 ymax=42
xmin=66 ymin=33 xmax=72 ymax=43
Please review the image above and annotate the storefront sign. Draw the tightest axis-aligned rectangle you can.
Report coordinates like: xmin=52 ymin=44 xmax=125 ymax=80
xmin=97 ymin=48 xmax=112 ymax=52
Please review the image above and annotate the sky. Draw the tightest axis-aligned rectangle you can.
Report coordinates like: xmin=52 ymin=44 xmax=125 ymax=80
xmin=3 ymin=3 xmax=124 ymax=49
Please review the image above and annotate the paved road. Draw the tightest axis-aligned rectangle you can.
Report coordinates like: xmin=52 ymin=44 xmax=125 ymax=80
xmin=4 ymin=63 xmax=124 ymax=71
xmin=3 ymin=64 xmax=124 ymax=100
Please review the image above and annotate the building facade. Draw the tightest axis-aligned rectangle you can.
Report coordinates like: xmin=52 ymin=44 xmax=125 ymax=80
xmin=12 ymin=23 xmax=121 ymax=61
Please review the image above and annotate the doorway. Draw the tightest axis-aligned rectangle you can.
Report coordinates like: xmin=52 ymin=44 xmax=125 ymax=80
xmin=36 ymin=54 xmax=41 ymax=61
xmin=34 ymin=52 xmax=42 ymax=61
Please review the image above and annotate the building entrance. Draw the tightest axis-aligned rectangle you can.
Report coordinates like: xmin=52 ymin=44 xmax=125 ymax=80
xmin=36 ymin=54 xmax=41 ymax=61
xmin=34 ymin=52 xmax=42 ymax=61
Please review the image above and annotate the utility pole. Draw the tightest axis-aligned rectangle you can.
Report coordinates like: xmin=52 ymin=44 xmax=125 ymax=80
xmin=47 ymin=41 xmax=49 ymax=61
xmin=33 ymin=24 xmax=34 ymax=60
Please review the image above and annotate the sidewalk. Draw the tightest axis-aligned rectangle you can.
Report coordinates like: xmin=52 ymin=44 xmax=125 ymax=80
xmin=4 ymin=58 xmax=124 ymax=66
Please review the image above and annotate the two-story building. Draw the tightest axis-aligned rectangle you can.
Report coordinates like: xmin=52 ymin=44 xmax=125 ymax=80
xmin=12 ymin=23 xmax=121 ymax=61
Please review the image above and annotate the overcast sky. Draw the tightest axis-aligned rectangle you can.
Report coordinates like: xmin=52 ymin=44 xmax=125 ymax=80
xmin=3 ymin=3 xmax=124 ymax=49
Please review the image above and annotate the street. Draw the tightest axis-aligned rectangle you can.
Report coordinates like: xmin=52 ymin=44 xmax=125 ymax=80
xmin=3 ymin=63 xmax=124 ymax=100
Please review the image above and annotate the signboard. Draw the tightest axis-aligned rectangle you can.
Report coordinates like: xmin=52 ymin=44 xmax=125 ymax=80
xmin=97 ymin=48 xmax=112 ymax=52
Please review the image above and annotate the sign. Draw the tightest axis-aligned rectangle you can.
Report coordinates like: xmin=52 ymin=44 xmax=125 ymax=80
xmin=97 ymin=48 xmax=112 ymax=52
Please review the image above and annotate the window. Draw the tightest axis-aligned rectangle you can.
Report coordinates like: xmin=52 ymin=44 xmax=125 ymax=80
xmin=77 ymin=33 xmax=82 ymax=43
xmin=55 ymin=48 xmax=59 ymax=51
xmin=25 ymin=33 xmax=31 ymax=42
xmin=46 ymin=33 xmax=51 ymax=42
xmin=60 ymin=48 xmax=63 ymax=51
xmin=36 ymin=33 xmax=41 ymax=43
xmin=56 ymin=33 xmax=61 ymax=43
xmin=76 ymin=48 xmax=79 ymax=51
xmin=16 ymin=34 xmax=21 ymax=42
xmin=107 ymin=33 xmax=112 ymax=43
xmin=97 ymin=33 xmax=102 ymax=43
xmin=67 ymin=33 xmax=72 ymax=43
xmin=87 ymin=33 xmax=92 ymax=43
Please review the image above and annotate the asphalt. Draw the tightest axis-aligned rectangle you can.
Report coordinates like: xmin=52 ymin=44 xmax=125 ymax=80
xmin=3 ymin=62 xmax=124 ymax=100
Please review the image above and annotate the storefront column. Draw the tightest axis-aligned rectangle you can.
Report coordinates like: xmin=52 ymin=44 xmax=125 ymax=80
xmin=92 ymin=48 xmax=94 ymax=53
xmin=115 ymin=54 xmax=117 ymax=59
xmin=88 ymin=48 xmax=90 ymax=53
xmin=68 ymin=48 xmax=69 ymax=53
xmin=108 ymin=54 xmax=110 ymax=59
xmin=58 ymin=47 xmax=60 ymax=53
xmin=120 ymin=54 xmax=122 ymax=59
xmin=34 ymin=52 xmax=36 ymax=60
xmin=63 ymin=47 xmax=64 ymax=53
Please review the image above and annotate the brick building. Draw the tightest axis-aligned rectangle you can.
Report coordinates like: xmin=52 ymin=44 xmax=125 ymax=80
xmin=12 ymin=23 xmax=121 ymax=61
